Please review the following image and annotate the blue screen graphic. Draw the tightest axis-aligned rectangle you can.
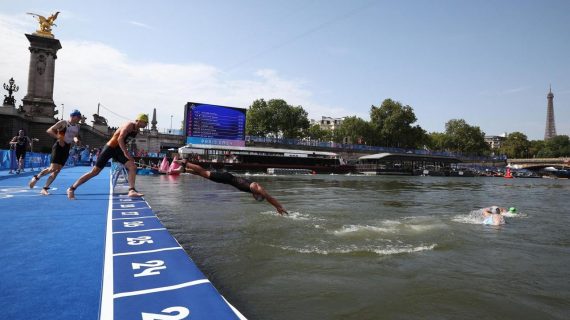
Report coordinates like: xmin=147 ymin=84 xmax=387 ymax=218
xmin=185 ymin=102 xmax=246 ymax=146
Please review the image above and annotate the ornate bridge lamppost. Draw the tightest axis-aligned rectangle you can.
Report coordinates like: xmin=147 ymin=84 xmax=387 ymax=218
xmin=3 ymin=77 xmax=19 ymax=106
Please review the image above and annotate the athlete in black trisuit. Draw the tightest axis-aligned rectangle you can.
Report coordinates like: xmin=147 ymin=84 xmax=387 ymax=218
xmin=9 ymin=129 xmax=32 ymax=174
xmin=174 ymin=159 xmax=288 ymax=215
xmin=29 ymin=110 xmax=82 ymax=195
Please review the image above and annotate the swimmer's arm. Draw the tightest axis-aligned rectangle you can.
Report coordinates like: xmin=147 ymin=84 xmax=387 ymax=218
xmin=252 ymin=184 xmax=288 ymax=215
xmin=46 ymin=120 xmax=66 ymax=139
xmin=266 ymin=195 xmax=288 ymax=216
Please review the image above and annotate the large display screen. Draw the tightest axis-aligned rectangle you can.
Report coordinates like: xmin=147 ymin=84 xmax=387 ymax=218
xmin=184 ymin=102 xmax=246 ymax=146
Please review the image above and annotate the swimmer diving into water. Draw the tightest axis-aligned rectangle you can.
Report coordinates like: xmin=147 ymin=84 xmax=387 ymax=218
xmin=174 ymin=159 xmax=288 ymax=216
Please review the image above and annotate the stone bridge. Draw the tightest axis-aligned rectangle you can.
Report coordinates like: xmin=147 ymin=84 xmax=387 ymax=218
xmin=507 ymin=157 xmax=570 ymax=170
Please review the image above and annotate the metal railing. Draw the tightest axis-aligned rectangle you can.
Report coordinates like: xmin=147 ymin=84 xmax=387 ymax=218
xmin=246 ymin=136 xmax=506 ymax=161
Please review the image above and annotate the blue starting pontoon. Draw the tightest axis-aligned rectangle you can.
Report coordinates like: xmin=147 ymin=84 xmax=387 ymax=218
xmin=0 ymin=166 xmax=246 ymax=320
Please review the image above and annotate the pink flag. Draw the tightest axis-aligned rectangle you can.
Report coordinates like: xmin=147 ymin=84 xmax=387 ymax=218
xmin=158 ymin=156 xmax=170 ymax=173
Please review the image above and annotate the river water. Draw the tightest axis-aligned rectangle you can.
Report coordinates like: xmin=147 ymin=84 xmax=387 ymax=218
xmin=138 ymin=174 xmax=570 ymax=320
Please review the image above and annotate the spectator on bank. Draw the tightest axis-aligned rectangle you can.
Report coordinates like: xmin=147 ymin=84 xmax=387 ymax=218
xmin=92 ymin=149 xmax=99 ymax=167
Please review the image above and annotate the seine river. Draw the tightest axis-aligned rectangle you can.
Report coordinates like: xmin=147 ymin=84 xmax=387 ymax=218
xmin=139 ymin=173 xmax=569 ymax=320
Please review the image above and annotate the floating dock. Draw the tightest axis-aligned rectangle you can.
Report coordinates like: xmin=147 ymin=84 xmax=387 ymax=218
xmin=0 ymin=166 xmax=245 ymax=320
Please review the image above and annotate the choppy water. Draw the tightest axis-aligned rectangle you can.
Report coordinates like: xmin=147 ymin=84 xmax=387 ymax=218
xmin=139 ymin=174 xmax=570 ymax=320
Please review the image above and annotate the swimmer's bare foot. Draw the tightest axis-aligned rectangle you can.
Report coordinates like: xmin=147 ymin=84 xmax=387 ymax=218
xmin=67 ymin=187 xmax=76 ymax=200
xmin=29 ymin=175 xmax=39 ymax=188
xmin=128 ymin=188 xmax=144 ymax=197
xmin=40 ymin=187 xmax=49 ymax=196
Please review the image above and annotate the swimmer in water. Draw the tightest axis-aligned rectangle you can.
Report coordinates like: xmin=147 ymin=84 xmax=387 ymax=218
xmin=481 ymin=206 xmax=506 ymax=225
xmin=174 ymin=159 xmax=288 ymax=215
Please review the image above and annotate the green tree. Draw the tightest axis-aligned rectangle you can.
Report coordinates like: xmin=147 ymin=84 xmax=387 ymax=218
xmin=500 ymin=132 xmax=530 ymax=158
xmin=278 ymin=104 xmax=310 ymax=139
xmin=426 ymin=132 xmax=448 ymax=151
xmin=528 ymin=140 xmax=545 ymax=158
xmin=444 ymin=119 xmax=490 ymax=155
xmin=305 ymin=123 xmax=331 ymax=141
xmin=335 ymin=116 xmax=373 ymax=144
xmin=246 ymin=99 xmax=274 ymax=136
xmin=537 ymin=135 xmax=570 ymax=157
xmin=369 ymin=99 xmax=427 ymax=148
xmin=245 ymin=99 xmax=310 ymax=139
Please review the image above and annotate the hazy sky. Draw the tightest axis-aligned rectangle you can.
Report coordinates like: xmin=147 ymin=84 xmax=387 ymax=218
xmin=0 ymin=0 xmax=568 ymax=140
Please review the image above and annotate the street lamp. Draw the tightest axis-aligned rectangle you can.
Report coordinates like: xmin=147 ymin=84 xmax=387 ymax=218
xmin=61 ymin=103 xmax=64 ymax=120
xmin=3 ymin=77 xmax=19 ymax=106
xmin=170 ymin=115 xmax=173 ymax=134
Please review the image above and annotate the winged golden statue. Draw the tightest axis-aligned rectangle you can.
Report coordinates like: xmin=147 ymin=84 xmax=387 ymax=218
xmin=27 ymin=11 xmax=60 ymax=38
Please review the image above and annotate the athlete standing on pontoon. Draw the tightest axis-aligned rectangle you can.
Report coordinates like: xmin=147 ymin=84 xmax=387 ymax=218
xmin=174 ymin=159 xmax=288 ymax=215
xmin=29 ymin=110 xmax=82 ymax=195
xmin=66 ymin=114 xmax=148 ymax=199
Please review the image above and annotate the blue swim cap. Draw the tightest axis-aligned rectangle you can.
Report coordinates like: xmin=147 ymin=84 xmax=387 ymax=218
xmin=70 ymin=109 xmax=82 ymax=117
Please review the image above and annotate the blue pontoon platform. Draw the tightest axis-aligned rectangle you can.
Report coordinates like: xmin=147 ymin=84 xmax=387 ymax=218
xmin=0 ymin=166 xmax=246 ymax=320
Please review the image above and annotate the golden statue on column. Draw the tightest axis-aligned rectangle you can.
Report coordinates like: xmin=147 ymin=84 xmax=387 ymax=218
xmin=27 ymin=11 xmax=60 ymax=38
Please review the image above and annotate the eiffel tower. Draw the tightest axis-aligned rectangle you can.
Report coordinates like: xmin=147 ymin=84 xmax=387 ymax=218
xmin=544 ymin=85 xmax=557 ymax=140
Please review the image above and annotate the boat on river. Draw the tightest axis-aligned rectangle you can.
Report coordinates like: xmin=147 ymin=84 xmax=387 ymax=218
xmin=178 ymin=144 xmax=354 ymax=174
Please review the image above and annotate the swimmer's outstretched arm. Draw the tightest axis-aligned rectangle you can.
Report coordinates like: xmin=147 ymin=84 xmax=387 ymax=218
xmin=266 ymin=194 xmax=288 ymax=216
xmin=251 ymin=183 xmax=288 ymax=216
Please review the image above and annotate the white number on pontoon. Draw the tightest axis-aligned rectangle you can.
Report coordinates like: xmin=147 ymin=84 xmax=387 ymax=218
xmin=127 ymin=236 xmax=153 ymax=245
xmin=141 ymin=306 xmax=190 ymax=320
xmin=124 ymin=221 xmax=144 ymax=227
xmin=132 ymin=260 xmax=166 ymax=277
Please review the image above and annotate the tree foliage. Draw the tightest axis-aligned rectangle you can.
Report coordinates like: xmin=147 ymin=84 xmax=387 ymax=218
xmin=246 ymin=99 xmax=310 ymax=139
xmin=500 ymin=132 xmax=530 ymax=158
xmin=426 ymin=132 xmax=447 ymax=151
xmin=246 ymin=99 xmax=274 ymax=136
xmin=528 ymin=140 xmax=545 ymax=157
xmin=536 ymin=135 xmax=570 ymax=157
xmin=335 ymin=116 xmax=373 ymax=144
xmin=306 ymin=123 xmax=331 ymax=141
xmin=443 ymin=119 xmax=490 ymax=155
xmin=369 ymin=99 xmax=427 ymax=148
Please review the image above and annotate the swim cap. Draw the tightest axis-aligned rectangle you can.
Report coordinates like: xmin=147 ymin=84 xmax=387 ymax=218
xmin=136 ymin=113 xmax=149 ymax=123
xmin=508 ymin=207 xmax=517 ymax=213
xmin=70 ymin=109 xmax=82 ymax=117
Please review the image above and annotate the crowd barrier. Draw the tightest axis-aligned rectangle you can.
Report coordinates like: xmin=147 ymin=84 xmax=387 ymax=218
xmin=0 ymin=149 xmax=51 ymax=171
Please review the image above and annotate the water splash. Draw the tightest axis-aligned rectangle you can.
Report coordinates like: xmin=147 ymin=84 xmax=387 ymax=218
xmin=274 ymin=243 xmax=437 ymax=256
xmin=332 ymin=224 xmax=396 ymax=235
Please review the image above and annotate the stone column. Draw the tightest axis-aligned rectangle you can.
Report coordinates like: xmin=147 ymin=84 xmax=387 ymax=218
xmin=21 ymin=34 xmax=62 ymax=120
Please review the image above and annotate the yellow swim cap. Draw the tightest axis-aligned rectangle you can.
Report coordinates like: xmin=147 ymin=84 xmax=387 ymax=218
xmin=136 ymin=113 xmax=149 ymax=123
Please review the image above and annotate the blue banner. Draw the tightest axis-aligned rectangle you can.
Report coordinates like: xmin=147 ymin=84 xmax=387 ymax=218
xmin=0 ymin=149 xmax=51 ymax=171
